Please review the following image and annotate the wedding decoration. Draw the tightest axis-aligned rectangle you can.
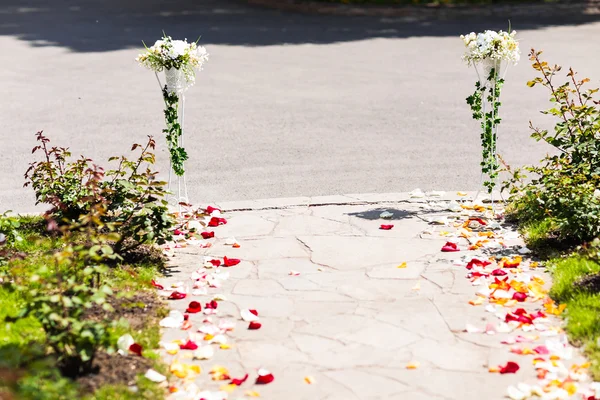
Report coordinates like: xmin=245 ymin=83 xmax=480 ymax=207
xmin=137 ymin=34 xmax=209 ymax=206
xmin=461 ymin=29 xmax=519 ymax=197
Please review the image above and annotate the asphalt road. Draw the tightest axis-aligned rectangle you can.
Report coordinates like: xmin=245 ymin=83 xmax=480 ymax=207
xmin=2 ymin=0 xmax=600 ymax=213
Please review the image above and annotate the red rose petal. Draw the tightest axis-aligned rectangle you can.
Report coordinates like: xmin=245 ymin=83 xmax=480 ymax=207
xmin=248 ymin=321 xmax=262 ymax=330
xmin=379 ymin=224 xmax=394 ymax=230
xmin=179 ymin=340 xmax=199 ymax=350
xmin=223 ymin=256 xmax=240 ymax=267
xmin=208 ymin=217 xmax=227 ymax=227
xmin=466 ymin=258 xmax=492 ymax=270
xmin=151 ymin=280 xmax=164 ymax=290
xmin=129 ymin=343 xmax=143 ymax=356
xmin=491 ymin=269 xmax=507 ymax=276
xmin=499 ymin=361 xmax=520 ymax=374
xmin=206 ymin=206 xmax=221 ymax=214
xmin=168 ymin=291 xmax=187 ymax=300
xmin=230 ymin=373 xmax=249 ymax=386
xmin=174 ymin=229 xmax=185 ymax=235
xmin=201 ymin=231 xmax=215 ymax=239
xmin=210 ymin=259 xmax=222 ymax=267
xmin=186 ymin=301 xmax=202 ymax=313
xmin=534 ymin=345 xmax=550 ymax=355
xmin=256 ymin=371 xmax=274 ymax=384
xmin=469 ymin=218 xmax=487 ymax=226
xmin=205 ymin=300 xmax=218 ymax=310
xmin=249 ymin=309 xmax=258 ymax=317
xmin=441 ymin=242 xmax=460 ymax=252
xmin=512 ymin=292 xmax=528 ymax=302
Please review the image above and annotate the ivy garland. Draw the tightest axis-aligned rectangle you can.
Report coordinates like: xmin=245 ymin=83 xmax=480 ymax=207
xmin=466 ymin=67 xmax=504 ymax=193
xmin=161 ymin=86 xmax=188 ymax=176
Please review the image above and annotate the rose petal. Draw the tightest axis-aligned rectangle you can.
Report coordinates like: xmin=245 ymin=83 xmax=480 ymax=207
xmin=289 ymin=270 xmax=300 ymax=276
xmin=151 ymin=279 xmax=164 ymax=290
xmin=210 ymin=259 xmax=222 ymax=267
xmin=492 ymin=269 xmax=507 ymax=276
xmin=117 ymin=334 xmax=135 ymax=355
xmin=304 ymin=376 xmax=316 ymax=384
xmin=129 ymin=343 xmax=143 ymax=357
xmin=231 ymin=373 xmax=249 ymax=386
xmin=201 ymin=231 xmax=215 ymax=239
xmin=205 ymin=300 xmax=219 ymax=310
xmin=249 ymin=309 xmax=259 ymax=317
xmin=186 ymin=301 xmax=202 ymax=313
xmin=441 ymin=242 xmax=460 ymax=252
xmin=194 ymin=346 xmax=215 ymax=360
xmin=406 ymin=361 xmax=420 ymax=369
xmin=512 ymin=292 xmax=528 ymax=302
xmin=206 ymin=206 xmax=221 ymax=215
xmin=168 ymin=291 xmax=187 ymax=300
xmin=223 ymin=256 xmax=240 ymax=267
xmin=248 ymin=321 xmax=262 ymax=330
xmin=180 ymin=340 xmax=199 ymax=350
xmin=144 ymin=369 xmax=167 ymax=382
xmin=240 ymin=310 xmax=259 ymax=322
xmin=499 ymin=361 xmax=520 ymax=374
xmin=208 ymin=217 xmax=227 ymax=227
xmin=534 ymin=345 xmax=550 ymax=355
xmin=380 ymin=224 xmax=394 ymax=230
xmin=159 ymin=310 xmax=185 ymax=328
xmin=256 ymin=368 xmax=274 ymax=384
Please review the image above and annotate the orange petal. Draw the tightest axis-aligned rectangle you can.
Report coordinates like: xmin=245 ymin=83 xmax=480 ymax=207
xmin=304 ymin=376 xmax=316 ymax=384
xmin=245 ymin=391 xmax=260 ymax=397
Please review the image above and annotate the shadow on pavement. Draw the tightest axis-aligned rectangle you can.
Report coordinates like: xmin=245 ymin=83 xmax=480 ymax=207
xmin=1 ymin=0 xmax=600 ymax=52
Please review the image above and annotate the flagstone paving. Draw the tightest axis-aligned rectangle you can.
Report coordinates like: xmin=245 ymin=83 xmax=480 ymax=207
xmin=157 ymin=194 xmax=590 ymax=400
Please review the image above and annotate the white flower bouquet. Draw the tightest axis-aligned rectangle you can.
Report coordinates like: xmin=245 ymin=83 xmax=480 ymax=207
xmin=137 ymin=34 xmax=209 ymax=91
xmin=460 ymin=30 xmax=520 ymax=66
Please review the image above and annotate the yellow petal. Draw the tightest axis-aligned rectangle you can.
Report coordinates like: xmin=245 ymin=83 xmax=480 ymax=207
xmin=304 ymin=376 xmax=316 ymax=384
xmin=406 ymin=361 xmax=420 ymax=369
xmin=220 ymin=344 xmax=232 ymax=350
xmin=245 ymin=391 xmax=260 ymax=397
xmin=220 ymin=384 xmax=238 ymax=393
xmin=397 ymin=262 xmax=407 ymax=269
xmin=457 ymin=191 xmax=468 ymax=196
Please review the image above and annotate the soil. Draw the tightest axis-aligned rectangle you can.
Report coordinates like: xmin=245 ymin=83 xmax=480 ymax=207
xmin=85 ymin=289 xmax=165 ymax=332
xmin=575 ymin=272 xmax=600 ymax=294
xmin=77 ymin=289 xmax=166 ymax=393
xmin=77 ymin=351 xmax=154 ymax=394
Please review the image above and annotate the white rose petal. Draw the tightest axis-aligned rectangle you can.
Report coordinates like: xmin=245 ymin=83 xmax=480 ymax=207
xmin=240 ymin=309 xmax=260 ymax=322
xmin=145 ymin=369 xmax=167 ymax=383
xmin=117 ymin=334 xmax=135 ymax=356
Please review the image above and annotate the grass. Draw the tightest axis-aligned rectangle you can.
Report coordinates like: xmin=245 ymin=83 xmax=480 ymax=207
xmin=0 ymin=215 xmax=168 ymax=399
xmin=521 ymin=221 xmax=600 ymax=380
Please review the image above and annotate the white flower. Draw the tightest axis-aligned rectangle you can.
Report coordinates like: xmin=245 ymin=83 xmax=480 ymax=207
xmin=460 ymin=29 xmax=520 ymax=66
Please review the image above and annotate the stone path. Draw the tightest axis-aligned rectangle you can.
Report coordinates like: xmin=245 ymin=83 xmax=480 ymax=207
xmin=157 ymin=193 xmax=588 ymax=400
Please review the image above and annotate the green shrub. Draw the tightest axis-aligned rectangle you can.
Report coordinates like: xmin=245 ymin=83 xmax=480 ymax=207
xmin=504 ymin=49 xmax=600 ymax=243
xmin=25 ymin=132 xmax=174 ymax=254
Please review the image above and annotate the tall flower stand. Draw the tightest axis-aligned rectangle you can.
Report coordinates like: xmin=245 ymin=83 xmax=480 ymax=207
xmin=155 ymin=68 xmax=190 ymax=214
xmin=470 ymin=58 xmax=508 ymax=214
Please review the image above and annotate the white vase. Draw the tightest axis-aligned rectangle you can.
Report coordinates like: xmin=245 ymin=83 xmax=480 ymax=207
xmin=477 ymin=58 xmax=502 ymax=87
xmin=165 ymin=67 xmax=187 ymax=95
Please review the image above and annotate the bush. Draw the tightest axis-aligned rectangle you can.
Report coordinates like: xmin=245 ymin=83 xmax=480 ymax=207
xmin=25 ymin=132 xmax=174 ymax=254
xmin=504 ymin=49 xmax=600 ymax=243
xmin=7 ymin=184 xmax=119 ymax=377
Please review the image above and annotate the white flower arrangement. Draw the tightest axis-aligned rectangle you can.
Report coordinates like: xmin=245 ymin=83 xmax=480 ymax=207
xmin=460 ymin=30 xmax=520 ymax=66
xmin=137 ymin=34 xmax=209 ymax=85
